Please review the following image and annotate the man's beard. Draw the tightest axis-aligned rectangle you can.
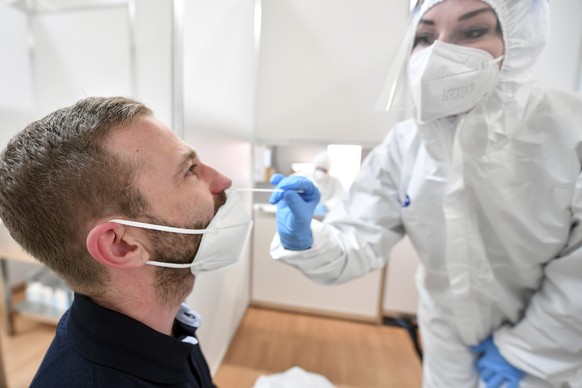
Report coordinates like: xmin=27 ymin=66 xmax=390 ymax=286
xmin=147 ymin=192 xmax=227 ymax=305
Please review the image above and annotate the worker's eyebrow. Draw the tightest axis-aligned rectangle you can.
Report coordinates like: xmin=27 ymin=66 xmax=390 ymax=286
xmin=418 ymin=7 xmax=494 ymax=25
xmin=457 ymin=8 xmax=496 ymax=22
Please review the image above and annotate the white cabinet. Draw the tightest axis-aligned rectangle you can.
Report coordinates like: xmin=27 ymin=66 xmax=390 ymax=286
xmin=251 ymin=208 xmax=383 ymax=322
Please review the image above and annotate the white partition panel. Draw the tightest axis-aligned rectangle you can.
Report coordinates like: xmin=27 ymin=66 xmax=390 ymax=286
xmin=255 ymin=0 xmax=409 ymax=144
xmin=183 ymin=0 xmax=257 ymax=139
xmin=33 ymin=6 xmax=132 ymax=116
xmin=134 ymin=0 xmax=173 ymax=125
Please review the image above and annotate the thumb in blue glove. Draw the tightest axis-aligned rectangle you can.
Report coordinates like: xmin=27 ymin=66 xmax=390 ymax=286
xmin=471 ymin=336 xmax=524 ymax=388
xmin=269 ymin=173 xmax=321 ymax=250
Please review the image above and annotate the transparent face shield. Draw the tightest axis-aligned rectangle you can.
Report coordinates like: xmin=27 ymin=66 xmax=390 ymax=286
xmin=374 ymin=2 xmax=421 ymax=118
xmin=376 ymin=0 xmax=505 ymax=123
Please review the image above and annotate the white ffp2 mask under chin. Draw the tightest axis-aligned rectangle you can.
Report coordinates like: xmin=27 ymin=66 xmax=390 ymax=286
xmin=407 ymin=40 xmax=504 ymax=123
xmin=109 ymin=190 xmax=253 ymax=275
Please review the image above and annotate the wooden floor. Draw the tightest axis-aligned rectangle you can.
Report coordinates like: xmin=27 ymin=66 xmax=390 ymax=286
xmin=1 ymin=306 xmax=422 ymax=388
xmin=214 ymin=306 xmax=422 ymax=388
xmin=1 ymin=314 xmax=54 ymax=388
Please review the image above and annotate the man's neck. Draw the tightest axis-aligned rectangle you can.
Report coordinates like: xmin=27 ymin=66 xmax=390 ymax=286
xmin=92 ymin=270 xmax=188 ymax=336
xmin=94 ymin=292 xmax=181 ymax=335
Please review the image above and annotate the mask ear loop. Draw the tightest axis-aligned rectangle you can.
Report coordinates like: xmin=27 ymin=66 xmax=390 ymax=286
xmin=144 ymin=260 xmax=195 ymax=269
xmin=108 ymin=219 xmax=219 ymax=234
xmin=107 ymin=219 xmax=219 ymax=269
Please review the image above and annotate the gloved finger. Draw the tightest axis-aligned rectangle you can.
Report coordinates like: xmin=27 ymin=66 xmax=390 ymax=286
xmin=480 ymin=367 xmax=496 ymax=382
xmin=496 ymin=365 xmax=520 ymax=377
xmin=278 ymin=176 xmax=319 ymax=197
xmin=486 ymin=374 xmax=506 ymax=388
xmin=275 ymin=181 xmax=320 ymax=205
xmin=476 ymin=355 xmax=497 ymax=370
xmin=471 ymin=336 xmax=494 ymax=354
xmin=269 ymin=174 xmax=287 ymax=204
xmin=270 ymin=191 xmax=283 ymax=205
xmin=270 ymin=173 xmax=285 ymax=185
xmin=270 ymin=175 xmax=310 ymax=203
xmin=507 ymin=378 xmax=521 ymax=388
xmin=284 ymin=190 xmax=315 ymax=217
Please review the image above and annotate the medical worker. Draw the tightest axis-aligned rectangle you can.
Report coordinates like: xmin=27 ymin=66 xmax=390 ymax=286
xmin=297 ymin=151 xmax=344 ymax=215
xmin=269 ymin=0 xmax=582 ymax=387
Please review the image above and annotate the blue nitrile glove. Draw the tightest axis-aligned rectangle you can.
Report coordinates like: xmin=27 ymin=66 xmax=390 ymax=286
xmin=269 ymin=173 xmax=321 ymax=250
xmin=471 ymin=336 xmax=524 ymax=388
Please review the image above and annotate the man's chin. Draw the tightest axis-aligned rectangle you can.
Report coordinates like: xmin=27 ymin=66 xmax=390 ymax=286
xmin=155 ymin=269 xmax=195 ymax=305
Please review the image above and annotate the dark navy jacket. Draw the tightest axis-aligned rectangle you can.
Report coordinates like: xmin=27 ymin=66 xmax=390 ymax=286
xmin=31 ymin=293 xmax=216 ymax=387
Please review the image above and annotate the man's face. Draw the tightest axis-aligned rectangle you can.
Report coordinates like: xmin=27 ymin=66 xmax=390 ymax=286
xmin=106 ymin=115 xmax=232 ymax=230
xmin=105 ymin=115 xmax=232 ymax=300
xmin=413 ymin=0 xmax=504 ymax=59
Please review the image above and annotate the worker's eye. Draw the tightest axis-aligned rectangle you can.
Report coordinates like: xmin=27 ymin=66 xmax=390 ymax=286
xmin=413 ymin=33 xmax=436 ymax=49
xmin=462 ymin=26 xmax=489 ymax=40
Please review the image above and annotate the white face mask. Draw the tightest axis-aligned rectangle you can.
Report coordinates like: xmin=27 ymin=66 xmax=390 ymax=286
xmin=109 ymin=190 xmax=253 ymax=275
xmin=407 ymin=40 xmax=504 ymax=123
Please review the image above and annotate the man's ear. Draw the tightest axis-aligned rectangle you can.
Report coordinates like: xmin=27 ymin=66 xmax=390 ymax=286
xmin=86 ymin=222 xmax=150 ymax=268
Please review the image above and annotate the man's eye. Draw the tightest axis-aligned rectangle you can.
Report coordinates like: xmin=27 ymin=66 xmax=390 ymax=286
xmin=186 ymin=164 xmax=197 ymax=176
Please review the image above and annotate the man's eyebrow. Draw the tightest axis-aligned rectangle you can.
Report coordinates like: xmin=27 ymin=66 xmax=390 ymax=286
xmin=175 ymin=150 xmax=197 ymax=179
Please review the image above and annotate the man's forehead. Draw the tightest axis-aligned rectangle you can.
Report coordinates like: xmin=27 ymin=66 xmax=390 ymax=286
xmin=105 ymin=116 xmax=166 ymax=151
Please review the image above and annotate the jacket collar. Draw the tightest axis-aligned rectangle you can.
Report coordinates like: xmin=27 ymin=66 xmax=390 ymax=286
xmin=69 ymin=293 xmax=199 ymax=384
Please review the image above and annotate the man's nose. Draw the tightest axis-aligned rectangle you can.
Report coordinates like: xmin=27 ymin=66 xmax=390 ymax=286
xmin=201 ymin=164 xmax=232 ymax=194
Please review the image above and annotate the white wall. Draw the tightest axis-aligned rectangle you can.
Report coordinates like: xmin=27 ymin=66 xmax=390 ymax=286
xmin=534 ymin=0 xmax=582 ymax=91
xmin=32 ymin=6 xmax=132 ymax=116
xmin=183 ymin=0 xmax=257 ymax=139
xmin=0 ymin=4 xmax=34 ymax=145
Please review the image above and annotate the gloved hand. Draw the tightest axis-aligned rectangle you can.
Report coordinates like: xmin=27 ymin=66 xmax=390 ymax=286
xmin=269 ymin=173 xmax=321 ymax=250
xmin=471 ymin=336 xmax=524 ymax=388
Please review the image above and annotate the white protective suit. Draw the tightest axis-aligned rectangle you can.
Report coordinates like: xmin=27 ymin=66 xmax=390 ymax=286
xmin=271 ymin=0 xmax=582 ymax=386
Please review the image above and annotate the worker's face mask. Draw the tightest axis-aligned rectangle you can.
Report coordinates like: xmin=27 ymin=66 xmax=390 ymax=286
xmin=407 ymin=40 xmax=504 ymax=123
xmin=109 ymin=190 xmax=253 ymax=275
